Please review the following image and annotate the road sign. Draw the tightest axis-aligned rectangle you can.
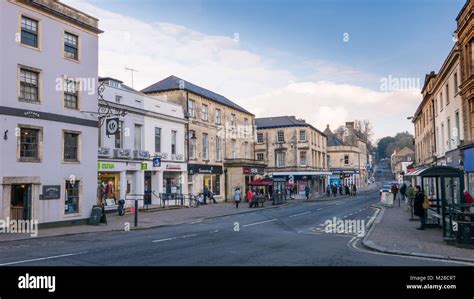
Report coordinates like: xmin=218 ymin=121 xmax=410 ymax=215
xmin=153 ymin=157 xmax=161 ymax=167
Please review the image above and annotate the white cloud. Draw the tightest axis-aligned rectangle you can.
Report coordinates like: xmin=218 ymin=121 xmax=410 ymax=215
xmin=63 ymin=0 xmax=419 ymax=139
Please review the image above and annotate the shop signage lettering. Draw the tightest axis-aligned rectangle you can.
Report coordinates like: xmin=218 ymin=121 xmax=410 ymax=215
xmin=166 ymin=164 xmax=181 ymax=170
xmin=41 ymin=185 xmax=61 ymax=200
xmin=99 ymin=163 xmax=115 ymax=170
xmin=243 ymin=167 xmax=264 ymax=175
xmin=188 ymin=164 xmax=223 ymax=175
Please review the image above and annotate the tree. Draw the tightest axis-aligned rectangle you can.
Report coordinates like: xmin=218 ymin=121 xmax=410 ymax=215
xmin=376 ymin=131 xmax=414 ymax=158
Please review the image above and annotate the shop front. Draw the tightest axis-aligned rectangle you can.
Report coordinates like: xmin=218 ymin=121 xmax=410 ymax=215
xmin=188 ymin=164 xmax=223 ymax=201
xmin=224 ymin=160 xmax=266 ymax=200
xmin=141 ymin=160 xmax=187 ymax=204
xmin=269 ymin=171 xmax=331 ymax=197
xmin=329 ymin=169 xmax=359 ymax=188
xmin=97 ymin=161 xmax=146 ymax=210
xmin=462 ymin=145 xmax=474 ymax=195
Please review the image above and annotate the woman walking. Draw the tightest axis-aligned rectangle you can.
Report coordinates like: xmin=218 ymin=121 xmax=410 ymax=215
xmin=234 ymin=187 xmax=241 ymax=208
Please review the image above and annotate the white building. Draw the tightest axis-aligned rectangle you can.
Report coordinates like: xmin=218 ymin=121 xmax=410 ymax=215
xmin=97 ymin=77 xmax=187 ymax=209
xmin=433 ymin=45 xmax=463 ymax=168
xmin=0 ymin=0 xmax=101 ymax=225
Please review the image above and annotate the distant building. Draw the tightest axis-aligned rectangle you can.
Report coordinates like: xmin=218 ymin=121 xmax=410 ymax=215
xmin=324 ymin=122 xmax=370 ymax=188
xmin=390 ymin=147 xmax=415 ymax=182
xmin=142 ymin=75 xmax=263 ymax=200
xmin=255 ymin=116 xmax=329 ymax=197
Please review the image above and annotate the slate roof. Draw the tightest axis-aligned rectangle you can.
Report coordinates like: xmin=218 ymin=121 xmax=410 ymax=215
xmin=323 ymin=126 xmax=344 ymax=146
xmin=141 ymin=75 xmax=252 ymax=115
xmin=255 ymin=116 xmax=325 ymax=136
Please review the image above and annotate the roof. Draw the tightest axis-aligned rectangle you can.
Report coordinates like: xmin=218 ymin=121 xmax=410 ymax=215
xmin=99 ymin=77 xmax=143 ymax=96
xmin=141 ymin=75 xmax=252 ymax=115
xmin=393 ymin=147 xmax=415 ymax=157
xmin=323 ymin=125 xmax=344 ymax=146
xmin=255 ymin=116 xmax=325 ymax=136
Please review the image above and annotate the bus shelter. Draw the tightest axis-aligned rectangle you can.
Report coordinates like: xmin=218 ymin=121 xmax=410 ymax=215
xmin=248 ymin=177 xmax=287 ymax=205
xmin=416 ymin=166 xmax=467 ymax=244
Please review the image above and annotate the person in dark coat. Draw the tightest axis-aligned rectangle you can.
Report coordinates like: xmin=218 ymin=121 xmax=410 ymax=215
xmin=351 ymin=184 xmax=357 ymax=196
xmin=391 ymin=184 xmax=399 ymax=202
xmin=400 ymin=183 xmax=407 ymax=204
xmin=304 ymin=186 xmax=311 ymax=200
xmin=413 ymin=186 xmax=426 ymax=230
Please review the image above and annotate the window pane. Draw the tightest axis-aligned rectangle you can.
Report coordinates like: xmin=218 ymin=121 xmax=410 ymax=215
xmin=20 ymin=128 xmax=39 ymax=159
xmin=64 ymin=32 xmax=78 ymax=60
xmin=21 ymin=17 xmax=38 ymax=48
xmin=65 ymin=181 xmax=79 ymax=214
xmin=19 ymin=69 xmax=39 ymax=103
xmin=64 ymin=132 xmax=78 ymax=161
xmin=155 ymin=127 xmax=161 ymax=153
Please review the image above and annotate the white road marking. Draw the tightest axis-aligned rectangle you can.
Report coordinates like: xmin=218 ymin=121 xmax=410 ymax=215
xmin=242 ymin=219 xmax=278 ymax=227
xmin=188 ymin=219 xmax=203 ymax=224
xmin=335 ymin=202 xmax=344 ymax=206
xmin=152 ymin=233 xmax=198 ymax=243
xmin=316 ymin=208 xmax=323 ymax=211
xmin=0 ymin=251 xmax=88 ymax=266
xmin=289 ymin=211 xmax=312 ymax=218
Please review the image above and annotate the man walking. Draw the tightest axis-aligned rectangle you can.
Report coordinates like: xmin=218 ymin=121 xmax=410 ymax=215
xmin=305 ymin=185 xmax=311 ymax=200
xmin=400 ymin=183 xmax=407 ymax=206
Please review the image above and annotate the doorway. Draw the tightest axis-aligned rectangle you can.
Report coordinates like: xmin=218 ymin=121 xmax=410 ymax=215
xmin=10 ymin=184 xmax=31 ymax=221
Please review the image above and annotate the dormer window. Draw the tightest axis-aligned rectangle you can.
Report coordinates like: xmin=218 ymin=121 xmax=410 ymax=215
xmin=109 ymin=80 xmax=121 ymax=89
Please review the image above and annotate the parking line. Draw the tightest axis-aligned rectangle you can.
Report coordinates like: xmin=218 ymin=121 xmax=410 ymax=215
xmin=242 ymin=219 xmax=278 ymax=227
xmin=289 ymin=211 xmax=311 ymax=218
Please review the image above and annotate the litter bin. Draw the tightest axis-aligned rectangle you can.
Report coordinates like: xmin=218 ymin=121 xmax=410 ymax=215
xmin=455 ymin=221 xmax=474 ymax=249
xmin=118 ymin=199 xmax=125 ymax=216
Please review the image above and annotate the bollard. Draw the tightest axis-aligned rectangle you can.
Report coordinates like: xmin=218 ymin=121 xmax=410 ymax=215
xmin=134 ymin=199 xmax=138 ymax=227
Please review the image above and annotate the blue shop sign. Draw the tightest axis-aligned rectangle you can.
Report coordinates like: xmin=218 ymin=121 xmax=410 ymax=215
xmin=464 ymin=147 xmax=474 ymax=172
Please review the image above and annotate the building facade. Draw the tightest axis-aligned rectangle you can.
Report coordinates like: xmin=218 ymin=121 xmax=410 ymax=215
xmin=324 ymin=123 xmax=370 ymax=189
xmin=97 ymin=77 xmax=187 ymax=209
xmin=414 ymin=72 xmax=437 ymax=167
xmin=431 ymin=46 xmax=463 ymax=168
xmin=0 ymin=0 xmax=101 ymax=225
xmin=255 ymin=116 xmax=329 ymax=197
xmin=456 ymin=0 xmax=474 ymax=193
xmin=390 ymin=147 xmax=415 ymax=182
xmin=142 ymin=76 xmax=260 ymax=201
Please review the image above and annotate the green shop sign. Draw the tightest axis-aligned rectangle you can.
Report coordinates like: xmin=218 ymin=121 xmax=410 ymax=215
xmin=141 ymin=163 xmax=148 ymax=170
xmin=99 ymin=163 xmax=115 ymax=170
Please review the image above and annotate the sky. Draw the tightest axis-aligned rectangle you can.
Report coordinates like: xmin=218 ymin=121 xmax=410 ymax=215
xmin=63 ymin=0 xmax=465 ymax=141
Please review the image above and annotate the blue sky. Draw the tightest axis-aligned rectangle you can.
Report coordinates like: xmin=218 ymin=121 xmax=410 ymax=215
xmin=66 ymin=0 xmax=466 ymax=139
xmin=86 ymin=0 xmax=463 ymax=87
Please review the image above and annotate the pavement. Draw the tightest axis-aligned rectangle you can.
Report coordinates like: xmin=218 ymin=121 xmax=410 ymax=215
xmin=362 ymin=200 xmax=474 ymax=262
xmin=0 ymin=184 xmax=472 ymax=266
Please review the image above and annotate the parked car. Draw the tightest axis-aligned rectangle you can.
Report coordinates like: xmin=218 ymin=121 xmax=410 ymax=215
xmin=380 ymin=184 xmax=391 ymax=196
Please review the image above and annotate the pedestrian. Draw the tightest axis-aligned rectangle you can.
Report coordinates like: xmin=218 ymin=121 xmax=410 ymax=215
xmin=406 ymin=184 xmax=415 ymax=206
xmin=234 ymin=187 xmax=241 ymax=208
xmin=352 ymin=184 xmax=357 ymax=196
xmin=305 ymin=185 xmax=311 ymax=200
xmin=463 ymin=189 xmax=474 ymax=217
xmin=339 ymin=184 xmax=343 ymax=196
xmin=391 ymin=184 xmax=398 ymax=203
xmin=332 ymin=184 xmax=337 ymax=197
xmin=247 ymin=188 xmax=253 ymax=208
xmin=209 ymin=190 xmax=217 ymax=204
xmin=400 ymin=183 xmax=407 ymax=205
xmin=203 ymin=185 xmax=210 ymax=204
xmin=326 ymin=185 xmax=331 ymax=197
xmin=345 ymin=185 xmax=350 ymax=196
xmin=414 ymin=186 xmax=426 ymax=230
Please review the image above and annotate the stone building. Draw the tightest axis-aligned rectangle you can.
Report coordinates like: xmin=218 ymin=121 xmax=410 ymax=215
xmin=255 ymin=116 xmax=329 ymax=197
xmin=142 ymin=75 xmax=262 ymax=201
xmin=0 ymin=0 xmax=102 ymax=225
xmin=324 ymin=122 xmax=369 ymax=188
xmin=413 ymin=72 xmax=437 ymax=167
xmin=390 ymin=147 xmax=415 ymax=182
xmin=456 ymin=0 xmax=474 ymax=193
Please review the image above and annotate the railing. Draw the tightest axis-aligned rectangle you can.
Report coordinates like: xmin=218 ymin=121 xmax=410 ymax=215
xmin=151 ymin=191 xmax=187 ymax=208
xmin=10 ymin=207 xmax=23 ymax=221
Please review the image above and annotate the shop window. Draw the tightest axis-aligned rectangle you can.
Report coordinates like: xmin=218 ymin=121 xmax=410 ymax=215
xmin=212 ymin=175 xmax=221 ymax=195
xmin=65 ymin=180 xmax=79 ymax=214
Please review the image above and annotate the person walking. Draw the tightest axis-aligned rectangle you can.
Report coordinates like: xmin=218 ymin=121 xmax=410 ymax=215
xmin=414 ymin=186 xmax=426 ymax=230
xmin=332 ymin=184 xmax=337 ymax=197
xmin=391 ymin=184 xmax=399 ymax=204
xmin=305 ymin=185 xmax=311 ymax=200
xmin=351 ymin=184 xmax=357 ymax=196
xmin=247 ymin=188 xmax=254 ymax=208
xmin=326 ymin=185 xmax=331 ymax=197
xmin=406 ymin=184 xmax=415 ymax=206
xmin=234 ymin=187 xmax=241 ymax=208
xmin=400 ymin=183 xmax=407 ymax=205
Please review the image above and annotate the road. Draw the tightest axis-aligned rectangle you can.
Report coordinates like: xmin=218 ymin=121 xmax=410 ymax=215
xmin=0 ymin=166 xmax=472 ymax=266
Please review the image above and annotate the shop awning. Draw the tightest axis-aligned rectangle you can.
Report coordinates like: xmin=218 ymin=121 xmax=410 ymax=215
xmin=269 ymin=171 xmax=332 ymax=176
xmin=248 ymin=179 xmax=274 ymax=186
xmin=404 ymin=167 xmax=429 ymax=177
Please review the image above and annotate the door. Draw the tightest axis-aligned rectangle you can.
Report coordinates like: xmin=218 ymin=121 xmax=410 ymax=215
xmin=11 ymin=184 xmax=31 ymax=221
